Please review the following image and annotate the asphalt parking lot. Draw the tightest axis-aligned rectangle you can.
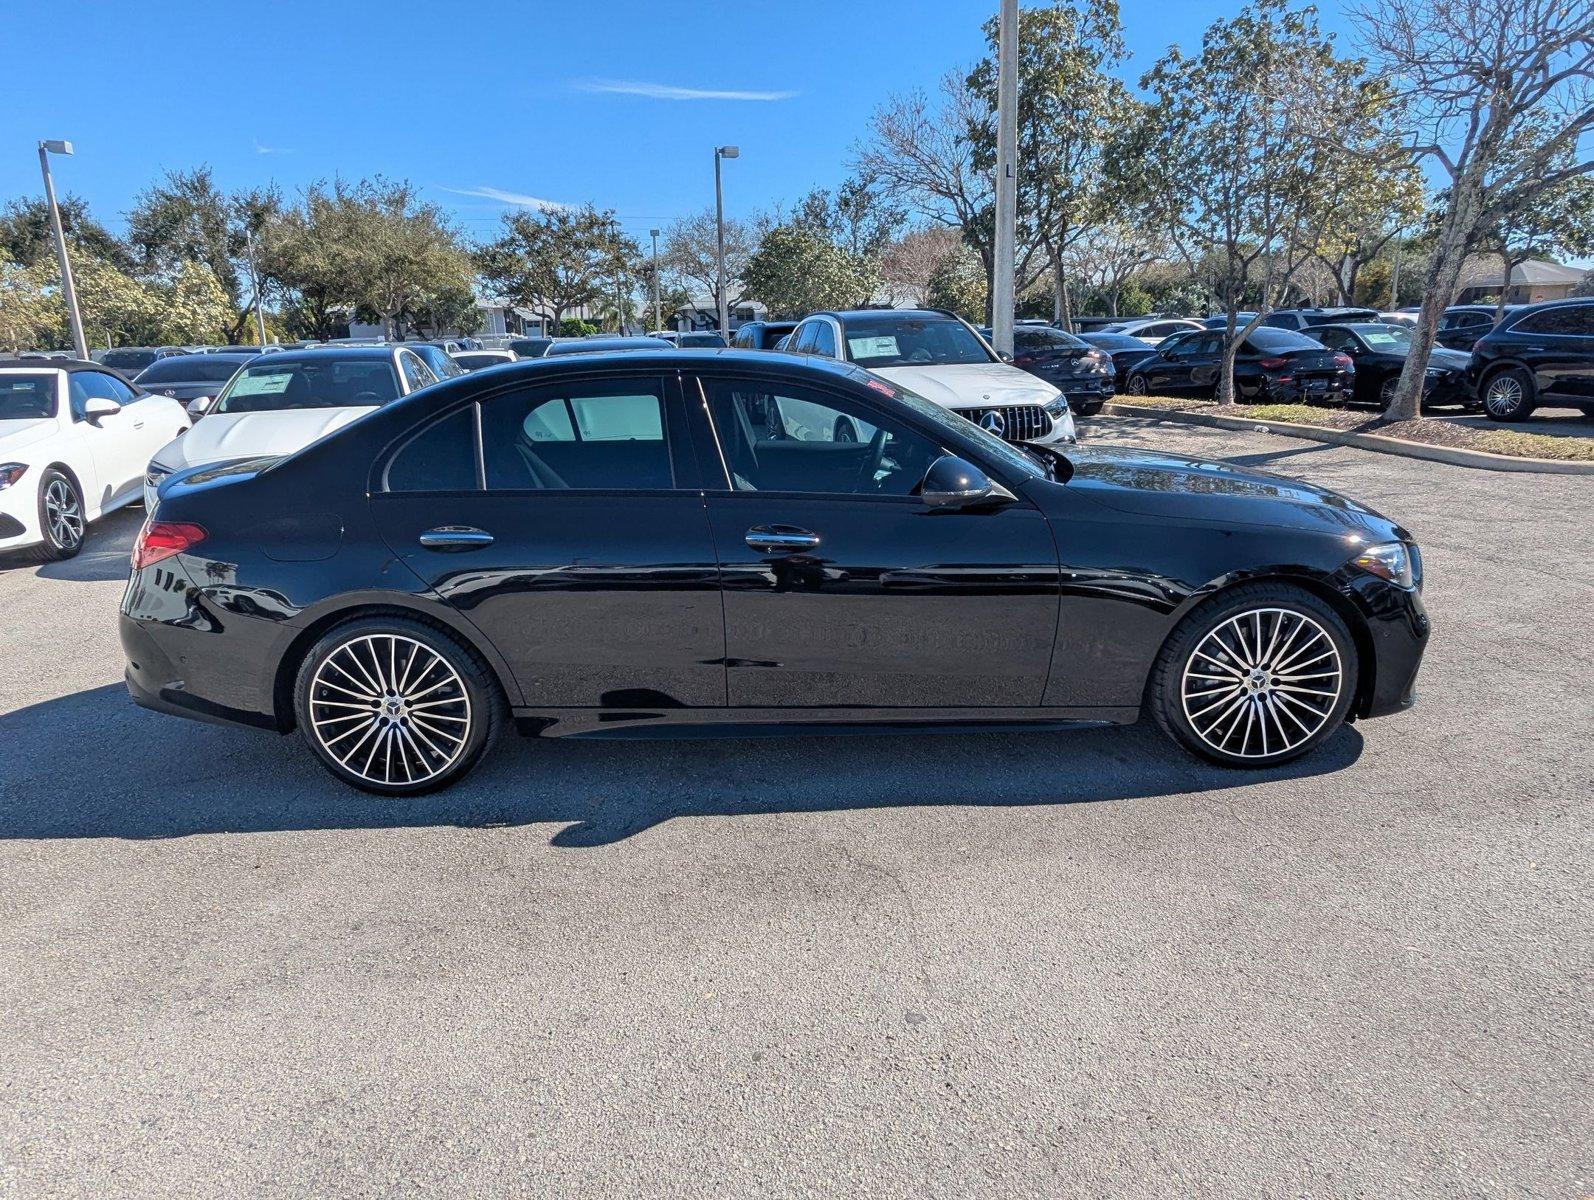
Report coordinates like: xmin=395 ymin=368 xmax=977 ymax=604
xmin=1 ymin=417 xmax=1589 ymax=1198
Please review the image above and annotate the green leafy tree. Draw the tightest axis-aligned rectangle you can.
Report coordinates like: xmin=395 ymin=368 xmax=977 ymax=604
xmin=742 ymin=225 xmax=880 ymax=318
xmin=335 ymin=179 xmax=474 ymax=340
xmin=479 ymin=204 xmax=638 ymax=329
xmin=156 ymin=259 xmax=233 ymax=344
xmin=1483 ymin=165 xmax=1594 ymax=316
xmin=0 ymin=196 xmax=132 ymax=270
xmin=924 ymin=245 xmax=988 ymax=322
xmin=0 ymin=259 xmax=64 ymax=351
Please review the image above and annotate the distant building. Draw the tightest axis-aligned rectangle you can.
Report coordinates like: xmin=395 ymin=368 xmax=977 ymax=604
xmin=1457 ymin=259 xmax=1591 ymax=305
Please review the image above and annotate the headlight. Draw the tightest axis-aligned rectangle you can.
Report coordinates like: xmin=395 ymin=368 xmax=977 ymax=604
xmin=0 ymin=463 xmax=26 ymax=491
xmin=145 ymin=462 xmax=175 ymax=490
xmin=1352 ymin=540 xmax=1416 ymax=589
xmin=1044 ymin=395 xmax=1071 ymax=415
xmin=1424 ymin=367 xmax=1449 ymax=378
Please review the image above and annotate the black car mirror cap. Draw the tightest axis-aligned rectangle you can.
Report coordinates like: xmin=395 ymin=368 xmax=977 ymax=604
xmin=920 ymin=454 xmax=1016 ymax=510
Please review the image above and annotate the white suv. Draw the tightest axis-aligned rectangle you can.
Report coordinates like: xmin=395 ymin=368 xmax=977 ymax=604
xmin=786 ymin=309 xmax=1076 ymax=444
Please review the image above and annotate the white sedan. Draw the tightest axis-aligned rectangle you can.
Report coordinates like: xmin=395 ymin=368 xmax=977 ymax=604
xmin=0 ymin=363 xmax=189 ymax=561
xmin=144 ymin=345 xmax=440 ymax=511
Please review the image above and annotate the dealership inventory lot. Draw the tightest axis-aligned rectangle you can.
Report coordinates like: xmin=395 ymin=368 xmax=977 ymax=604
xmin=0 ymin=421 xmax=1589 ymax=1197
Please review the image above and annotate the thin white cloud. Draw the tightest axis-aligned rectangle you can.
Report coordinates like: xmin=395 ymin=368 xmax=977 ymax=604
xmin=438 ymin=185 xmax=571 ymax=211
xmin=253 ymin=141 xmax=294 ymax=155
xmin=572 ymin=77 xmax=797 ymax=102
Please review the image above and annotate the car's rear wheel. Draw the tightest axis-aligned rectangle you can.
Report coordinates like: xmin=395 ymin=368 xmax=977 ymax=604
xmin=32 ymin=469 xmax=85 ymax=562
xmin=293 ymin=616 xmax=504 ymax=795
xmin=1125 ymin=373 xmax=1149 ymax=396
xmin=1482 ymin=366 xmax=1536 ymax=422
xmin=1149 ymin=583 xmax=1357 ymax=768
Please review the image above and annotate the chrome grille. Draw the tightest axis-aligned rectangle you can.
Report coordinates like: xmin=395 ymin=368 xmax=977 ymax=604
xmin=957 ymin=404 xmax=1052 ymax=442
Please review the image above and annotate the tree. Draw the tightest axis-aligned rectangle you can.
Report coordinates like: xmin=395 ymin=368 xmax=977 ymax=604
xmin=1483 ymin=166 xmax=1594 ymax=316
xmin=0 ymin=196 xmax=131 ymax=270
xmin=1134 ymin=0 xmax=1389 ymax=403
xmin=126 ymin=168 xmax=239 ymax=299
xmin=1313 ymin=158 xmax=1427 ymax=305
xmin=69 ymin=253 xmax=164 ymax=349
xmin=479 ymin=204 xmax=637 ymax=329
xmin=255 ymin=185 xmax=356 ymax=340
xmin=1355 ymin=0 xmax=1594 ymax=418
xmin=156 ymin=259 xmax=233 ymax=344
xmin=1061 ymin=222 xmax=1168 ymax=316
xmin=792 ymin=175 xmax=905 ymax=260
xmin=334 ymin=179 xmax=474 ymax=340
xmin=657 ymin=209 xmax=761 ymax=309
xmin=0 ymin=260 xmax=63 ymax=352
xmin=924 ymin=244 xmax=989 ymax=322
xmin=967 ymin=0 xmax=1133 ymax=325
xmin=877 ymin=226 xmax=964 ymax=307
xmin=742 ymin=225 xmax=880 ymax=317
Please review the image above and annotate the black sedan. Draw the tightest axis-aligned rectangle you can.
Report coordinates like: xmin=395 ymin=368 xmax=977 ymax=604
xmin=131 ymin=351 xmax=258 ymax=412
xmin=980 ymin=325 xmax=1115 ymax=414
xmin=1125 ymin=328 xmax=1354 ymax=405
xmin=1079 ymin=332 xmax=1162 ymax=390
xmin=1466 ymin=297 xmax=1594 ymax=422
xmin=1312 ymin=323 xmax=1475 ymax=409
xmin=122 ymin=350 xmax=1428 ymax=794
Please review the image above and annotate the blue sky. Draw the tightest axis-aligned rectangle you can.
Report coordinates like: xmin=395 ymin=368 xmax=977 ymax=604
xmin=1 ymin=0 xmax=1358 ymax=246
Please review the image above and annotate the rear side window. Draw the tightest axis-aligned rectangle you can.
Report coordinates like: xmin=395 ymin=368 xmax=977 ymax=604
xmin=481 ymin=378 xmax=673 ymax=490
xmin=385 ymin=407 xmax=478 ymax=492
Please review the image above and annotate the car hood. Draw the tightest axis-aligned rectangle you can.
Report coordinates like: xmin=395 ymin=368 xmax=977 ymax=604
xmin=163 ymin=406 xmax=374 ymax=470
xmin=871 ymin=363 xmax=1060 ymax=410
xmin=1058 ymin=444 xmax=1405 ymax=537
xmin=1427 ymin=347 xmax=1471 ymax=371
xmin=0 ymin=418 xmax=59 ymax=457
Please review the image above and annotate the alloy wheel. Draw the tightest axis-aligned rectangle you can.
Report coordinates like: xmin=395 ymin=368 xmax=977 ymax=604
xmin=1484 ymin=375 xmax=1523 ymax=416
xmin=1180 ymin=607 xmax=1343 ymax=760
xmin=307 ymin=633 xmax=472 ymax=787
xmin=44 ymin=478 xmax=84 ymax=550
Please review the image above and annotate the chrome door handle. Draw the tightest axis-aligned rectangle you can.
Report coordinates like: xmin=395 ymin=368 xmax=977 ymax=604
xmin=745 ymin=525 xmax=820 ymax=552
xmin=419 ymin=526 xmax=494 ymax=550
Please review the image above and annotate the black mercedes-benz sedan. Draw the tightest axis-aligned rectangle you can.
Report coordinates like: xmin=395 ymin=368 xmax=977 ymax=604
xmin=122 ymin=350 xmax=1428 ymax=795
xmin=1311 ymin=323 xmax=1476 ymax=409
xmin=1125 ymin=327 xmax=1355 ymax=405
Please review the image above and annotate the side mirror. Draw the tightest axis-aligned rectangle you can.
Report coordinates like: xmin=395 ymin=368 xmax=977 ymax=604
xmin=998 ymin=350 xmax=1014 ymax=363
xmin=920 ymin=454 xmax=1015 ymax=510
xmin=83 ymin=396 xmax=121 ymax=423
xmin=186 ymin=396 xmax=213 ymax=418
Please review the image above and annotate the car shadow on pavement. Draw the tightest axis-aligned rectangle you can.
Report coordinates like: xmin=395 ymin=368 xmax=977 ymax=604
xmin=0 ymin=507 xmax=141 ymax=582
xmin=0 ymin=683 xmax=1365 ymax=846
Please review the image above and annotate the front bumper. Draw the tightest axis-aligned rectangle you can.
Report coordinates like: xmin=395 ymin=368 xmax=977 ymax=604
xmin=1349 ymin=575 xmax=1430 ymax=720
xmin=0 ymin=476 xmax=42 ymax=551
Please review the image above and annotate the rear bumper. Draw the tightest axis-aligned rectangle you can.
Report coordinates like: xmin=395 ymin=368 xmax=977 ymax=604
xmin=121 ymin=611 xmax=281 ymax=731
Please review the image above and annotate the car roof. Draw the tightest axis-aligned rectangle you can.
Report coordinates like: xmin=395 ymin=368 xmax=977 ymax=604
xmin=811 ymin=308 xmax=961 ymax=322
xmin=246 ymin=346 xmax=398 ymax=368
xmin=462 ymin=346 xmax=865 ymax=378
xmin=0 ymin=358 xmax=131 ymax=375
xmin=1502 ymin=295 xmax=1593 ymax=314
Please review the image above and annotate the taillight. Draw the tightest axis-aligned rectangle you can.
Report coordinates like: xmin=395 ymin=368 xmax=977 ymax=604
xmin=132 ymin=521 xmax=206 ymax=570
xmin=1333 ymin=353 xmax=1354 ymax=369
xmin=1257 ymin=357 xmax=1288 ymax=369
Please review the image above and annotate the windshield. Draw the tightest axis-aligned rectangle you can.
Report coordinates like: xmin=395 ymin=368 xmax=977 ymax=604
xmin=102 ymin=350 xmax=157 ymax=371
xmin=1244 ymin=328 xmax=1322 ymax=352
xmin=1084 ymin=334 xmax=1155 ymax=351
xmin=136 ymin=357 xmax=249 ymax=384
xmin=680 ymin=333 xmax=728 ymax=348
xmin=0 ymin=374 xmax=55 ymax=420
xmin=1355 ymin=325 xmax=1412 ymax=351
xmin=863 ymin=374 xmax=1045 ymax=481
xmin=841 ymin=315 xmax=994 ymax=369
xmin=213 ymin=358 xmax=400 ymax=414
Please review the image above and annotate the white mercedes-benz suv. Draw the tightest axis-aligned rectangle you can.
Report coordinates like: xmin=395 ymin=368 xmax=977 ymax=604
xmin=784 ymin=309 xmax=1077 ymax=445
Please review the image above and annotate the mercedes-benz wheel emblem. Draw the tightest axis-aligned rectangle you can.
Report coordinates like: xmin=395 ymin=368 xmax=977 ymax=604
xmin=979 ymin=410 xmax=1007 ymax=436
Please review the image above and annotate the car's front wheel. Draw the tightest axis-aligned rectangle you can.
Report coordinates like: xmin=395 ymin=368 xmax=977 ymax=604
xmin=1125 ymin=374 xmax=1149 ymax=396
xmin=33 ymin=468 xmax=85 ymax=561
xmin=293 ymin=616 xmax=504 ymax=795
xmin=1149 ymin=583 xmax=1358 ymax=768
xmin=1482 ymin=366 xmax=1536 ymax=422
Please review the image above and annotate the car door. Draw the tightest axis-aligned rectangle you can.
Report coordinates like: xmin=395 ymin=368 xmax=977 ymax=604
xmin=370 ymin=371 xmax=726 ymax=709
xmin=1182 ymin=335 xmax=1227 ymax=394
xmin=68 ymin=370 xmax=148 ymax=509
xmin=688 ymin=370 xmax=1060 ymax=709
xmin=1513 ymin=305 xmax=1594 ymax=400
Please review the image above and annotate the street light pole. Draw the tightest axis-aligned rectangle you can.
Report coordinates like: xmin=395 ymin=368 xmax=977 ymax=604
xmin=650 ymin=228 xmax=662 ymax=332
xmin=610 ymin=217 xmax=625 ymax=334
xmin=245 ymin=226 xmax=269 ymax=347
xmin=37 ymin=140 xmax=88 ymax=360
xmin=991 ymin=0 xmax=1019 ymax=357
xmin=714 ymin=145 xmax=739 ymax=337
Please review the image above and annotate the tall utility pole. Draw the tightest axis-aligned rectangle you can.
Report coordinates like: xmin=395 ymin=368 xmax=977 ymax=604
xmin=610 ymin=217 xmax=625 ymax=333
xmin=1390 ymin=233 xmax=1403 ymax=308
xmin=714 ymin=145 xmax=739 ymax=336
xmin=991 ymin=0 xmax=1019 ymax=357
xmin=37 ymin=140 xmax=88 ymax=360
xmin=650 ymin=228 xmax=662 ymax=331
xmin=245 ymin=227 xmax=268 ymax=347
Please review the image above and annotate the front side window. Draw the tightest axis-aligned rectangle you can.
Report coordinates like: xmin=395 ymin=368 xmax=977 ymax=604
xmin=213 ymin=358 xmax=400 ymax=414
xmin=839 ymin=315 xmax=993 ymax=369
xmin=398 ymin=351 xmax=440 ymax=392
xmin=482 ymin=378 xmax=672 ymax=490
xmin=701 ymin=378 xmax=943 ymax=497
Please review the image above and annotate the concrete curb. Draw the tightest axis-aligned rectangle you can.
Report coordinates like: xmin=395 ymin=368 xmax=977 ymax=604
xmin=1099 ymin=403 xmax=1594 ymax=475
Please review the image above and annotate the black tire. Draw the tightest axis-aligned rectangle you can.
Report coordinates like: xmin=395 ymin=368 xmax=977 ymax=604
xmin=1378 ymin=375 xmax=1399 ymax=409
xmin=1147 ymin=582 xmax=1358 ymax=769
xmin=31 ymin=468 xmax=85 ymax=562
xmin=1125 ymin=373 xmax=1149 ymax=396
xmin=833 ymin=416 xmax=859 ymax=442
xmin=293 ymin=615 xmax=505 ymax=795
xmin=1481 ymin=366 xmax=1536 ymax=422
